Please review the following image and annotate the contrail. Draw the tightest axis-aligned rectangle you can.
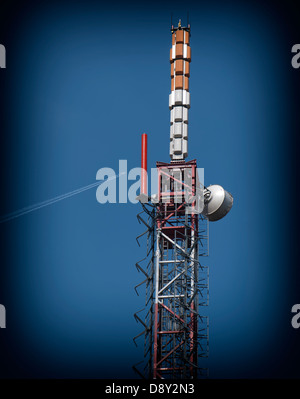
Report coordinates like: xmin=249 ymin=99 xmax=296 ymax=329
xmin=0 ymin=173 xmax=124 ymax=224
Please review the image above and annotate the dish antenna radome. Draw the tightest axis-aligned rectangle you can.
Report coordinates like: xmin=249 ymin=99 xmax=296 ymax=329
xmin=202 ymin=184 xmax=233 ymax=222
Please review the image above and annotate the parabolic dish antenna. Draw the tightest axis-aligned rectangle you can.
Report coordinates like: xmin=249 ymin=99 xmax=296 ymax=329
xmin=202 ymin=184 xmax=233 ymax=222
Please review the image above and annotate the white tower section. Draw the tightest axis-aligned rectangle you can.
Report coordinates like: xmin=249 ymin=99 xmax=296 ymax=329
xmin=169 ymin=22 xmax=191 ymax=161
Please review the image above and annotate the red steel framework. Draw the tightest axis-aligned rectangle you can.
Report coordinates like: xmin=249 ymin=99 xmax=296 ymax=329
xmin=153 ymin=160 xmax=208 ymax=379
xmin=134 ymin=160 xmax=209 ymax=379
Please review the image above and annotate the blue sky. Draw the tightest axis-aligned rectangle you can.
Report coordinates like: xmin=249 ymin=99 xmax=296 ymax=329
xmin=0 ymin=0 xmax=299 ymax=378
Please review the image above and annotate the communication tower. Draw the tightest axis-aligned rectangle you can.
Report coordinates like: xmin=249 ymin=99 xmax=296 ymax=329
xmin=134 ymin=20 xmax=233 ymax=379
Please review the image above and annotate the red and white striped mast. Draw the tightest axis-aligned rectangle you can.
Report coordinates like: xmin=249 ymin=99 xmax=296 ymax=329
xmin=169 ymin=19 xmax=191 ymax=161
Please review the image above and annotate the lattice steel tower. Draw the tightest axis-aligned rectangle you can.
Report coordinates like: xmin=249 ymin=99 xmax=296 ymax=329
xmin=134 ymin=20 xmax=233 ymax=379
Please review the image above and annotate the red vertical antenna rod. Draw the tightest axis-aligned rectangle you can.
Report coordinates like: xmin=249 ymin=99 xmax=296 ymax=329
xmin=141 ymin=133 xmax=148 ymax=197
